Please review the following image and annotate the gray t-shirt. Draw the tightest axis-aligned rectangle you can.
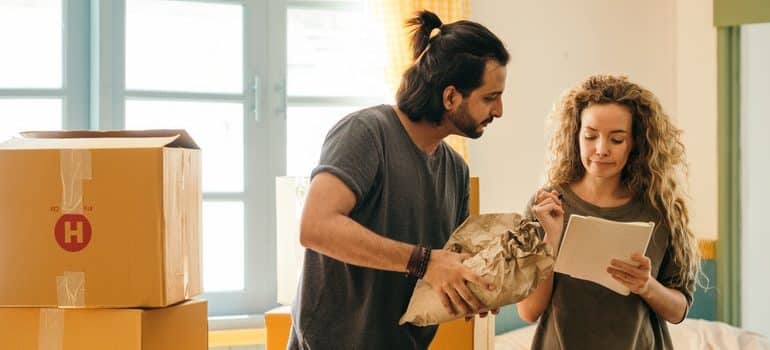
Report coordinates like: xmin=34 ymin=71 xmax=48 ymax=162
xmin=288 ymin=105 xmax=470 ymax=350
xmin=526 ymin=184 xmax=694 ymax=350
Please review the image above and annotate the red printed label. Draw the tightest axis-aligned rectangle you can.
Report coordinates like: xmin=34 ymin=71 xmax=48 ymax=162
xmin=54 ymin=214 xmax=92 ymax=252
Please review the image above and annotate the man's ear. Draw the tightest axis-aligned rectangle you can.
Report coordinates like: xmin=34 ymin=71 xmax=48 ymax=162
xmin=442 ymin=85 xmax=462 ymax=111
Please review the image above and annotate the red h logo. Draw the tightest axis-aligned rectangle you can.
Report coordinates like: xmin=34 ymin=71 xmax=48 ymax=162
xmin=54 ymin=214 xmax=92 ymax=252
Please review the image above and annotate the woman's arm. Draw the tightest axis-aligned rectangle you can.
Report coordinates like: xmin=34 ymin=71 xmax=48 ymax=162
xmin=607 ymin=254 xmax=688 ymax=323
xmin=517 ymin=265 xmax=556 ymax=323
xmin=517 ymin=190 xmax=564 ymax=323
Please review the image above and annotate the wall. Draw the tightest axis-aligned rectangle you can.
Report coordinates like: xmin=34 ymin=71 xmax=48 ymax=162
xmin=470 ymin=0 xmax=718 ymax=240
xmin=740 ymin=22 xmax=770 ymax=337
xmin=675 ymin=0 xmax=718 ymax=240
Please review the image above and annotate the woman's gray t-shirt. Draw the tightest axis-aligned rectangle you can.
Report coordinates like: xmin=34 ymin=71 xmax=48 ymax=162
xmin=526 ymin=184 xmax=694 ymax=350
xmin=288 ymin=105 xmax=470 ymax=349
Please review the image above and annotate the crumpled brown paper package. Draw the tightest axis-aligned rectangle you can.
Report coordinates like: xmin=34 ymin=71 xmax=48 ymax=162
xmin=399 ymin=213 xmax=554 ymax=326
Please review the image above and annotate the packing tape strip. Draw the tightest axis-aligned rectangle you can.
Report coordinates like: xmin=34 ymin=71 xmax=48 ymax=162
xmin=59 ymin=149 xmax=92 ymax=214
xmin=183 ymin=151 xmax=191 ymax=298
xmin=165 ymin=149 xmax=183 ymax=300
xmin=184 ymin=150 xmax=202 ymax=298
xmin=38 ymin=309 xmax=64 ymax=350
xmin=56 ymin=271 xmax=86 ymax=307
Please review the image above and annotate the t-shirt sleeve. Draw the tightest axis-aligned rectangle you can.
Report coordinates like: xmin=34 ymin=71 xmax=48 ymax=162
xmin=656 ymin=238 xmax=695 ymax=323
xmin=456 ymin=165 xmax=470 ymax=228
xmin=311 ymin=116 xmax=381 ymax=205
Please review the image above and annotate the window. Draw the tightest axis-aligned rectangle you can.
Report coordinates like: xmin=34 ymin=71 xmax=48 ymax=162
xmin=1 ymin=0 xmax=388 ymax=322
xmin=1 ymin=0 xmax=282 ymax=319
xmin=286 ymin=0 xmax=388 ymax=176
xmin=123 ymin=0 xmax=248 ymax=297
xmin=0 ymin=0 xmax=88 ymax=139
xmin=106 ymin=0 xmax=283 ymax=317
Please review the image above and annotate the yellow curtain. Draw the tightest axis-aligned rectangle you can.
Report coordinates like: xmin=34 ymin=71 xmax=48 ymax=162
xmin=370 ymin=0 xmax=471 ymax=163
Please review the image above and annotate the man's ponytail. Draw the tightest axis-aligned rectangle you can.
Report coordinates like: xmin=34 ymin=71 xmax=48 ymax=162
xmin=406 ymin=10 xmax=443 ymax=60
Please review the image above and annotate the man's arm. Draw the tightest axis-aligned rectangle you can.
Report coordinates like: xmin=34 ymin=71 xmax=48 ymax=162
xmin=300 ymin=172 xmax=495 ymax=316
xmin=299 ymin=172 xmax=413 ymax=271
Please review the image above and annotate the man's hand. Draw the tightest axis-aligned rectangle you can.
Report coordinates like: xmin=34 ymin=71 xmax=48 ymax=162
xmin=421 ymin=249 xmax=496 ymax=317
xmin=530 ymin=189 xmax=564 ymax=254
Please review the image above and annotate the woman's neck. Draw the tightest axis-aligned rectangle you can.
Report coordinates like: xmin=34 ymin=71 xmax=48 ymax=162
xmin=570 ymin=175 xmax=632 ymax=208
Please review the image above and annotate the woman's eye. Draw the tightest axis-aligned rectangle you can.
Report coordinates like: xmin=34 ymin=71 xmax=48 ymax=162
xmin=583 ymin=135 xmax=597 ymax=140
xmin=611 ymin=138 xmax=625 ymax=144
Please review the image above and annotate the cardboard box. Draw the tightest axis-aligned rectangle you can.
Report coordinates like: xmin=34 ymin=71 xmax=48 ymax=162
xmin=0 ymin=299 xmax=208 ymax=349
xmin=264 ymin=305 xmax=475 ymax=350
xmin=0 ymin=130 xmax=202 ymax=307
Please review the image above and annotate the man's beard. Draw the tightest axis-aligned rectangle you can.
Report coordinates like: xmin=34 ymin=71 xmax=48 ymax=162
xmin=448 ymin=103 xmax=489 ymax=139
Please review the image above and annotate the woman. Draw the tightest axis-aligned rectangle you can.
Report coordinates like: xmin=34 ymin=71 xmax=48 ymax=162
xmin=518 ymin=74 xmax=701 ymax=349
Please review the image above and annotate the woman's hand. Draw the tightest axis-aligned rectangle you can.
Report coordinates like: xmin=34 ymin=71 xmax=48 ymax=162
xmin=607 ymin=253 xmax=652 ymax=296
xmin=530 ymin=189 xmax=564 ymax=253
xmin=608 ymin=253 xmax=688 ymax=323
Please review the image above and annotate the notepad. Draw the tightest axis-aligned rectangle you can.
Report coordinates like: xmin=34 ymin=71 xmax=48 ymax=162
xmin=554 ymin=214 xmax=655 ymax=295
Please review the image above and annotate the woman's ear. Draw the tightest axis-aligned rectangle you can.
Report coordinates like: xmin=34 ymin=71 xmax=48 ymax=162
xmin=442 ymin=85 xmax=462 ymax=111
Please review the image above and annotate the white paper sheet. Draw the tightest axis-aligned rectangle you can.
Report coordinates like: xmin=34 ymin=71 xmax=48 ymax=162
xmin=554 ymin=214 xmax=654 ymax=295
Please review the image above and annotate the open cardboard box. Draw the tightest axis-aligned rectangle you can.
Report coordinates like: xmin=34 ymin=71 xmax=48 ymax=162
xmin=0 ymin=130 xmax=202 ymax=308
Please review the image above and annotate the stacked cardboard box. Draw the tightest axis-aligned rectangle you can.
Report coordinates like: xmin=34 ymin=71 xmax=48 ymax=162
xmin=0 ymin=130 xmax=207 ymax=349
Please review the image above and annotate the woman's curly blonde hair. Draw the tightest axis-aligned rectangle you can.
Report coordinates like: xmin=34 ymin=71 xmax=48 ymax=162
xmin=547 ymin=74 xmax=700 ymax=292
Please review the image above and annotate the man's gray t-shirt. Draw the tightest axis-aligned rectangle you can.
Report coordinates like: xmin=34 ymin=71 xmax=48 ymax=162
xmin=288 ymin=105 xmax=470 ymax=349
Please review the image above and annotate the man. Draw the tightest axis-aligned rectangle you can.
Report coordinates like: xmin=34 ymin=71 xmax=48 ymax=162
xmin=289 ymin=10 xmax=509 ymax=349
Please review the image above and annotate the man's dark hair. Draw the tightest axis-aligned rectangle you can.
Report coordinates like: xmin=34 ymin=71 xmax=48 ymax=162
xmin=396 ymin=10 xmax=509 ymax=124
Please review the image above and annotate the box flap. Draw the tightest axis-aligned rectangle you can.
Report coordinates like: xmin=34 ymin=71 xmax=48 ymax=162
xmin=20 ymin=129 xmax=198 ymax=149
xmin=1 ymin=129 xmax=199 ymax=150
xmin=0 ymin=136 xmax=180 ymax=150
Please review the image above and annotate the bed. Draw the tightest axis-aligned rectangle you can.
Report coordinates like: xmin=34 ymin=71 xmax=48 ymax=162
xmin=494 ymin=318 xmax=770 ymax=350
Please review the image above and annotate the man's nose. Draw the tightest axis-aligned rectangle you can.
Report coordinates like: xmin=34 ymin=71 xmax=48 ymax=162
xmin=492 ymin=99 xmax=503 ymax=118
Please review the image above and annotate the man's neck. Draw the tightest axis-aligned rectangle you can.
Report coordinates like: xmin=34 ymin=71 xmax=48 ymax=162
xmin=393 ymin=105 xmax=451 ymax=156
